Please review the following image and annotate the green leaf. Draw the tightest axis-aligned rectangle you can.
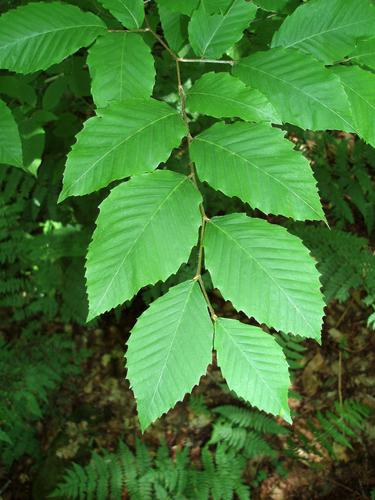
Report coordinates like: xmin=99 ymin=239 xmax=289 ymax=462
xmin=350 ymin=36 xmax=375 ymax=70
xmin=188 ymin=0 xmax=257 ymax=59
xmin=87 ymin=33 xmax=155 ymax=109
xmin=97 ymin=0 xmax=144 ymax=29
xmin=60 ymin=98 xmax=186 ymax=200
xmin=191 ymin=121 xmax=324 ymax=221
xmin=0 ymin=99 xmax=22 ymax=168
xmin=18 ymin=115 xmax=46 ymax=176
xmin=0 ymin=430 xmax=12 ymax=445
xmin=158 ymin=6 xmax=188 ymax=53
xmin=0 ymin=76 xmax=37 ymax=106
xmin=215 ymin=318 xmax=291 ymax=422
xmin=86 ymin=170 xmax=202 ymax=319
xmin=127 ymin=280 xmax=212 ymax=430
xmin=205 ymin=214 xmax=324 ymax=339
xmin=272 ymin=0 xmax=375 ymax=63
xmin=156 ymin=0 xmax=199 ymax=16
xmin=202 ymin=0 xmax=234 ymax=14
xmin=254 ymin=0 xmax=288 ymax=11
xmin=0 ymin=2 xmax=105 ymax=74
xmin=333 ymin=65 xmax=375 ymax=148
xmin=233 ymin=48 xmax=354 ymax=132
xmin=186 ymin=72 xmax=280 ymax=123
xmin=42 ymin=78 xmax=67 ymax=111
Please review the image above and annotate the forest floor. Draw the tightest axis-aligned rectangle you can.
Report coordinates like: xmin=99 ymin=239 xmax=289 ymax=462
xmin=6 ymin=289 xmax=375 ymax=500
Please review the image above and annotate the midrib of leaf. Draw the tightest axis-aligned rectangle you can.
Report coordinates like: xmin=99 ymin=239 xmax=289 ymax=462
xmin=211 ymin=220 xmax=316 ymax=336
xmin=281 ymin=19 xmax=372 ymax=49
xmin=201 ymin=0 xmax=236 ymax=57
xmin=188 ymin=90 xmax=271 ymax=118
xmin=117 ymin=0 xmax=140 ymax=28
xmin=148 ymin=282 xmax=195 ymax=409
xmin=238 ymin=61 xmax=354 ymax=131
xmin=92 ymin=176 xmax=189 ymax=312
xmin=195 ymin=136 xmax=322 ymax=219
xmin=65 ymin=111 xmax=178 ymax=194
xmin=340 ymin=78 xmax=375 ymax=112
xmin=0 ymin=24 xmax=102 ymax=52
xmin=219 ymin=321 xmax=284 ymax=409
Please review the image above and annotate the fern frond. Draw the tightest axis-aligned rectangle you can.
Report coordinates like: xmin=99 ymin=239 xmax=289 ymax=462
xmin=213 ymin=405 xmax=288 ymax=435
xmin=275 ymin=332 xmax=307 ymax=371
xmin=292 ymin=225 xmax=375 ymax=307
xmin=288 ymin=399 xmax=372 ymax=462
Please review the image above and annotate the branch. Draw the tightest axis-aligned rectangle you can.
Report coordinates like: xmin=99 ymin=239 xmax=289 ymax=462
xmin=178 ymin=57 xmax=234 ymax=66
xmin=175 ymin=60 xmax=216 ymax=322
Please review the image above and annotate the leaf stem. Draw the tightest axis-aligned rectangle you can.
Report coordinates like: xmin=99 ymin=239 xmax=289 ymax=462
xmin=178 ymin=57 xmax=234 ymax=66
xmin=197 ymin=276 xmax=217 ymax=321
xmin=175 ymin=59 xmax=216 ymax=321
xmin=143 ymin=21 xmax=216 ymax=320
xmin=144 ymin=15 xmax=178 ymax=60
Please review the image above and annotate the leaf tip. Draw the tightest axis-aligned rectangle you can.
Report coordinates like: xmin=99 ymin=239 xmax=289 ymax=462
xmin=57 ymin=189 xmax=68 ymax=204
xmin=86 ymin=308 xmax=98 ymax=323
xmin=280 ymin=406 xmax=293 ymax=425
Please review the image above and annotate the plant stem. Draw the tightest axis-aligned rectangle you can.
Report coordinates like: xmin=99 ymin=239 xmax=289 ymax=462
xmin=198 ymin=276 xmax=217 ymax=320
xmin=145 ymin=15 xmax=178 ymax=60
xmin=142 ymin=22 xmax=217 ymax=320
xmin=175 ymin=60 xmax=216 ymax=321
xmin=178 ymin=57 xmax=234 ymax=66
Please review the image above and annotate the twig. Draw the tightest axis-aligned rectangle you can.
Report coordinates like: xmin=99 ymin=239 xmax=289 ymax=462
xmin=107 ymin=28 xmax=150 ymax=33
xmin=175 ymin=59 xmax=216 ymax=321
xmin=144 ymin=15 xmax=178 ymax=60
xmin=178 ymin=57 xmax=234 ymax=66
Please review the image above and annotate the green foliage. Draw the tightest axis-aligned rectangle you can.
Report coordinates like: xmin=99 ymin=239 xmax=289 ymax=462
xmin=275 ymin=332 xmax=307 ymax=371
xmin=53 ymin=439 xmax=250 ymax=499
xmin=98 ymin=0 xmax=145 ymax=29
xmin=0 ymin=2 xmax=105 ymax=74
xmin=293 ymin=226 xmax=375 ymax=304
xmin=0 ymin=98 xmax=22 ymax=167
xmin=86 ymin=171 xmax=201 ymax=319
xmin=127 ymin=280 xmax=213 ymax=430
xmin=288 ymin=399 xmax=372 ymax=461
xmin=210 ymin=404 xmax=288 ymax=460
xmin=59 ymin=99 xmax=186 ymax=200
xmin=205 ymin=215 xmax=324 ymax=340
xmin=351 ymin=36 xmax=375 ymax=70
xmin=190 ymin=121 xmax=324 ymax=220
xmin=0 ymin=326 xmax=86 ymax=466
xmin=303 ymin=132 xmax=375 ymax=235
xmin=334 ymin=65 xmax=375 ymax=147
xmin=215 ymin=319 xmax=291 ymax=422
xmin=188 ymin=0 xmax=257 ymax=59
xmin=233 ymin=48 xmax=354 ymax=131
xmin=87 ymin=32 xmax=155 ymax=108
xmin=1 ymin=0 xmax=374 ymax=432
xmin=254 ymin=0 xmax=288 ymax=11
xmin=0 ymin=167 xmax=89 ymax=324
xmin=186 ymin=72 xmax=279 ymax=123
xmin=271 ymin=0 xmax=375 ymax=63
